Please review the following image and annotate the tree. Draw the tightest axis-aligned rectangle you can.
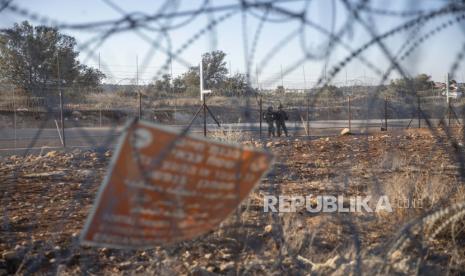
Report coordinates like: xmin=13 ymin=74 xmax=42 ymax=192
xmin=201 ymin=50 xmax=228 ymax=89
xmin=181 ymin=67 xmax=200 ymax=96
xmin=172 ymin=76 xmax=185 ymax=94
xmin=414 ymin=73 xmax=433 ymax=91
xmin=389 ymin=74 xmax=433 ymax=94
xmin=317 ymin=85 xmax=343 ymax=98
xmin=153 ymin=74 xmax=171 ymax=92
xmin=0 ymin=21 xmax=104 ymax=95
xmin=275 ymin=85 xmax=285 ymax=94
xmin=75 ymin=66 xmax=105 ymax=88
xmin=176 ymin=50 xmax=229 ymax=95
xmin=223 ymin=73 xmax=248 ymax=96
xmin=148 ymin=50 xmax=231 ymax=96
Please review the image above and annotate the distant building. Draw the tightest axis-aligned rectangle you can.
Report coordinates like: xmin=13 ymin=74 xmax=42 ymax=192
xmin=284 ymin=88 xmax=306 ymax=93
xmin=433 ymin=82 xmax=446 ymax=89
xmin=438 ymin=81 xmax=463 ymax=99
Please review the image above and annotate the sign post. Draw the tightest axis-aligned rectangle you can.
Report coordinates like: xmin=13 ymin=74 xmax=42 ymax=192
xmin=195 ymin=58 xmax=219 ymax=136
xmin=200 ymin=60 xmax=211 ymax=101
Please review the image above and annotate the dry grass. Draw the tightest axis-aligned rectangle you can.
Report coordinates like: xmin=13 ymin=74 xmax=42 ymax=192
xmin=368 ymin=144 xmax=465 ymax=273
xmin=3 ymin=126 xmax=465 ymax=274
xmin=209 ymin=120 xmax=245 ymax=143
xmin=85 ymin=92 xmax=138 ymax=109
xmin=152 ymin=96 xmax=251 ymax=108
xmin=375 ymin=150 xmax=465 ymax=221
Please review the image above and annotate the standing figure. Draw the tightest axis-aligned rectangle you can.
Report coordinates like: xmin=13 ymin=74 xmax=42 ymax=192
xmin=275 ymin=105 xmax=289 ymax=137
xmin=263 ymin=106 xmax=276 ymax=137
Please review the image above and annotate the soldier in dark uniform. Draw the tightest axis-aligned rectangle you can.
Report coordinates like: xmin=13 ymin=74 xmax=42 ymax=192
xmin=263 ymin=106 xmax=276 ymax=137
xmin=275 ymin=105 xmax=289 ymax=137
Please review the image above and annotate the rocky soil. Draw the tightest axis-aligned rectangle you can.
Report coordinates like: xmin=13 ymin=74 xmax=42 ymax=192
xmin=1 ymin=128 xmax=465 ymax=275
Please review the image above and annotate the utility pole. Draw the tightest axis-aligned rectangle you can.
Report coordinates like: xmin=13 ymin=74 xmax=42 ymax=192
xmin=57 ymin=53 xmax=65 ymax=147
xmin=280 ymin=65 xmax=284 ymax=88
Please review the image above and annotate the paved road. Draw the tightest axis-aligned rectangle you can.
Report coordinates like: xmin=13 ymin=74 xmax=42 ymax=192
xmin=0 ymin=118 xmax=456 ymax=156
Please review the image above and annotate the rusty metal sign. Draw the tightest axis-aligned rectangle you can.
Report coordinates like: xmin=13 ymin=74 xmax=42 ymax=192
xmin=80 ymin=120 xmax=273 ymax=249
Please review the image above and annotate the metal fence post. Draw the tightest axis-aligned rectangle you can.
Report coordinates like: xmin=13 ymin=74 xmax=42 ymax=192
xmin=348 ymin=96 xmax=351 ymax=132
xmin=259 ymin=95 xmax=262 ymax=139
xmin=99 ymin=106 xmax=102 ymax=128
xmin=384 ymin=96 xmax=388 ymax=130
xmin=447 ymin=100 xmax=452 ymax=126
xmin=417 ymin=96 xmax=421 ymax=128
xmin=306 ymin=95 xmax=310 ymax=137
xmin=57 ymin=53 xmax=66 ymax=148
xmin=203 ymin=95 xmax=207 ymax=137
xmin=59 ymin=90 xmax=65 ymax=147
xmin=138 ymin=92 xmax=142 ymax=120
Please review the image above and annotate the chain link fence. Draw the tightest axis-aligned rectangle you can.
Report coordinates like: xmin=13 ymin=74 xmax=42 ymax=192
xmin=2 ymin=0 xmax=465 ymax=275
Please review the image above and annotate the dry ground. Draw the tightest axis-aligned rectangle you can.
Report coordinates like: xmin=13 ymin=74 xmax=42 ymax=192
xmin=1 ymin=128 xmax=465 ymax=275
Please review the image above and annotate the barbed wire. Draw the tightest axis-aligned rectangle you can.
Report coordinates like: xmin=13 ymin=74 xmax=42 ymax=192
xmin=2 ymin=0 xmax=465 ymax=274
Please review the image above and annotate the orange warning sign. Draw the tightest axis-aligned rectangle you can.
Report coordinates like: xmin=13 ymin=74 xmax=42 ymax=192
xmin=80 ymin=120 xmax=273 ymax=248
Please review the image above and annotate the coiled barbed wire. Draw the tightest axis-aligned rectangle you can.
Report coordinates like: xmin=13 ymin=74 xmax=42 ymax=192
xmin=2 ymin=0 xmax=465 ymax=274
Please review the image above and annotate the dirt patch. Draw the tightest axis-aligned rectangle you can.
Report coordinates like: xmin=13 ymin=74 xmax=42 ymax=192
xmin=1 ymin=128 xmax=465 ymax=274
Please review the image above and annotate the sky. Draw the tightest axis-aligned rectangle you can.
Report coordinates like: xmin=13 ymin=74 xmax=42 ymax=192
xmin=1 ymin=0 xmax=464 ymax=88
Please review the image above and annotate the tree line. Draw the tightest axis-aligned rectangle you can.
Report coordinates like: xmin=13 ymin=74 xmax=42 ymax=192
xmin=0 ymin=21 xmax=250 ymax=98
xmin=0 ymin=21 xmax=105 ymax=96
xmin=1 ymin=21 xmax=459 ymax=99
xmin=148 ymin=51 xmax=249 ymax=97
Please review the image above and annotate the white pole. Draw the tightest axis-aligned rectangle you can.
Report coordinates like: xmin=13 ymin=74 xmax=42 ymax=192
xmin=199 ymin=55 xmax=212 ymax=101
xmin=200 ymin=60 xmax=204 ymax=101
